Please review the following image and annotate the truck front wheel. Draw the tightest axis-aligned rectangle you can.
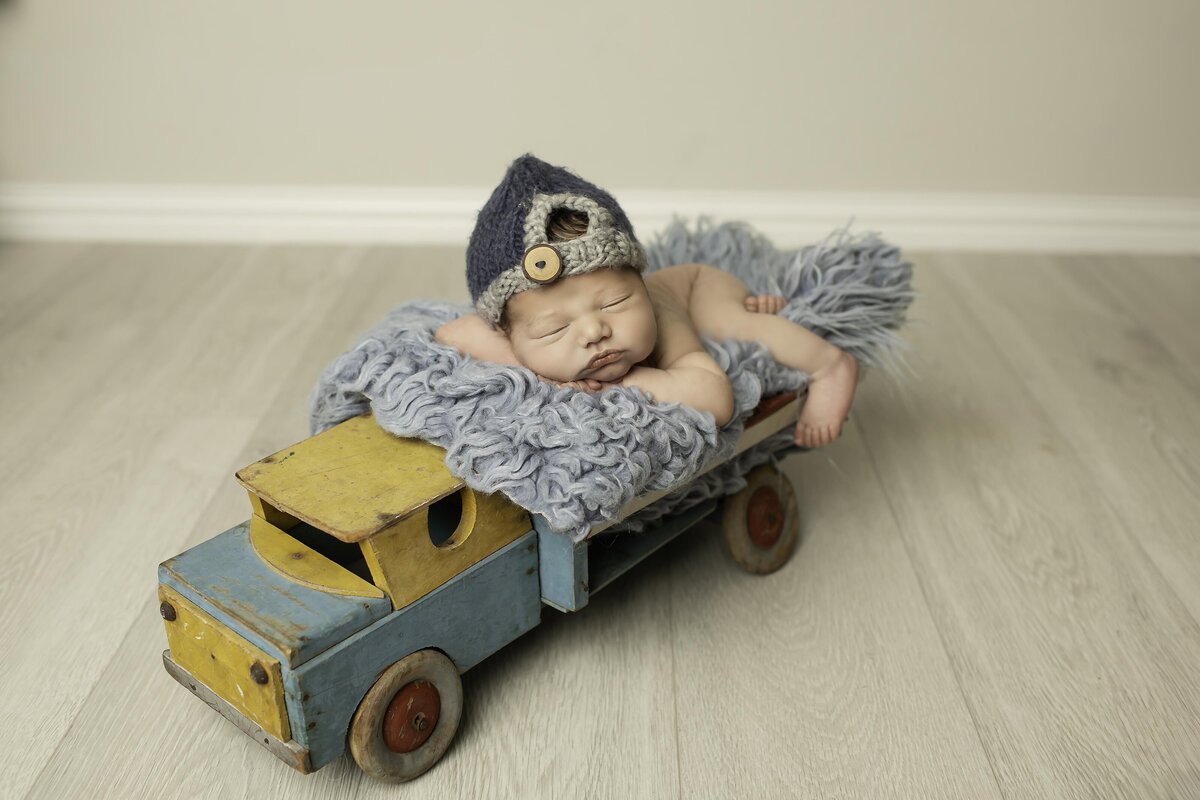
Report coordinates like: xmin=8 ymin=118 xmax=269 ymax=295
xmin=348 ymin=649 xmax=463 ymax=782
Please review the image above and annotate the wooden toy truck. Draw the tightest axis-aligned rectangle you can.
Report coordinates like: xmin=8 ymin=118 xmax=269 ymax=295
xmin=158 ymin=392 xmax=802 ymax=783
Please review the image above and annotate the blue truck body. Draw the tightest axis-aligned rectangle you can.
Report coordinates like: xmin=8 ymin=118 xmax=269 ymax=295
xmin=160 ymin=499 xmax=722 ymax=771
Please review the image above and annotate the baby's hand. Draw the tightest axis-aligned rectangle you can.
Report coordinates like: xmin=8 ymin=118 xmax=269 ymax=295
xmin=553 ymin=378 xmax=605 ymax=391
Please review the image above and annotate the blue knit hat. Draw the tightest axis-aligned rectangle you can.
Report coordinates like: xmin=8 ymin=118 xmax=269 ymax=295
xmin=467 ymin=154 xmax=646 ymax=327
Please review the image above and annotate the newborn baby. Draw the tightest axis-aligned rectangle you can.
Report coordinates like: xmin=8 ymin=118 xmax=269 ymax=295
xmin=436 ymin=155 xmax=858 ymax=448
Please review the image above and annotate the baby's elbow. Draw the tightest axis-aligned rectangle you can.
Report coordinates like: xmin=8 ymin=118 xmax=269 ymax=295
xmin=710 ymin=376 xmax=735 ymax=427
xmin=714 ymin=397 xmax=734 ymax=427
xmin=433 ymin=328 xmax=456 ymax=352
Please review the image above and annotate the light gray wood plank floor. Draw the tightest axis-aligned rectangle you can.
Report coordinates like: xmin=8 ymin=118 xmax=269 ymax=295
xmin=0 ymin=243 xmax=1197 ymax=799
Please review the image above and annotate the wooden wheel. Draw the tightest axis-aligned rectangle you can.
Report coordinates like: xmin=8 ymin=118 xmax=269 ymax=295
xmin=348 ymin=649 xmax=462 ymax=783
xmin=720 ymin=463 xmax=799 ymax=574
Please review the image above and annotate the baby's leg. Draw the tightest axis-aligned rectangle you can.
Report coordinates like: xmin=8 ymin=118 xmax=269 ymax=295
xmin=686 ymin=264 xmax=858 ymax=447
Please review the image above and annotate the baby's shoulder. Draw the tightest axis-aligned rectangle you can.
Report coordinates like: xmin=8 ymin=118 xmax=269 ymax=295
xmin=644 ymin=287 xmax=705 ymax=369
xmin=643 ymin=275 xmax=691 ymax=319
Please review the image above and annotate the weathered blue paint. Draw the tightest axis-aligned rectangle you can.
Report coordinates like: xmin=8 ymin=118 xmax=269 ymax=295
xmin=159 ymin=522 xmax=393 ymax=668
xmin=588 ymin=499 xmax=720 ymax=595
xmin=164 ymin=498 xmax=730 ymax=774
xmin=286 ymin=530 xmax=541 ymax=771
xmin=533 ymin=499 xmax=720 ymax=612
xmin=533 ymin=517 xmax=589 ymax=612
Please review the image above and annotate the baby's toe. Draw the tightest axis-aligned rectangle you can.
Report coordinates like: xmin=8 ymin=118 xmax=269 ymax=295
xmin=794 ymin=423 xmax=813 ymax=448
xmin=743 ymin=296 xmax=759 ymax=312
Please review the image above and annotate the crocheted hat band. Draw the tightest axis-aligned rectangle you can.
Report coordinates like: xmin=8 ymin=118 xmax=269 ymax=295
xmin=474 ymin=192 xmax=647 ymax=326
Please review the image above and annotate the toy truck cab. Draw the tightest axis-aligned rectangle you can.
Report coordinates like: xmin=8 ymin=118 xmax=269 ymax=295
xmin=159 ymin=414 xmax=542 ymax=778
xmin=159 ymin=392 xmax=802 ymax=783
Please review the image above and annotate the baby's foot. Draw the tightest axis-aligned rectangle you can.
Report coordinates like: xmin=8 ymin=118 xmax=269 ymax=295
xmin=794 ymin=351 xmax=859 ymax=448
xmin=744 ymin=294 xmax=786 ymax=314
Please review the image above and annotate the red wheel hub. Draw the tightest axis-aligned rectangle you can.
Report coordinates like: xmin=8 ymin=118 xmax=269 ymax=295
xmin=382 ymin=679 xmax=441 ymax=753
xmin=746 ymin=487 xmax=783 ymax=549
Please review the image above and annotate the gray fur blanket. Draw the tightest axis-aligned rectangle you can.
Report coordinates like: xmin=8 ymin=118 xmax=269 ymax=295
xmin=309 ymin=218 xmax=914 ymax=541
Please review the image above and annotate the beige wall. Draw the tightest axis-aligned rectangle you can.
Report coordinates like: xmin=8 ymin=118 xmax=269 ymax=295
xmin=2 ymin=0 xmax=1197 ymax=197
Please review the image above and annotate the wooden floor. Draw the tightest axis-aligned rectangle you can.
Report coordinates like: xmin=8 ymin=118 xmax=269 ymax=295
xmin=2 ymin=242 xmax=1199 ymax=799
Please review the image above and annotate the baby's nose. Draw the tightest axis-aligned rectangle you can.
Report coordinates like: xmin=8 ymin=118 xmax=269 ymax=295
xmin=580 ymin=315 xmax=610 ymax=343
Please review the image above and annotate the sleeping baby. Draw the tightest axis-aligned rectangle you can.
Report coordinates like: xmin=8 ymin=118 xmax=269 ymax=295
xmin=435 ymin=154 xmax=858 ymax=449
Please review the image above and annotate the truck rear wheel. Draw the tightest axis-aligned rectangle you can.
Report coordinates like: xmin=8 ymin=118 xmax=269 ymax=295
xmin=348 ymin=649 xmax=462 ymax=782
xmin=721 ymin=463 xmax=799 ymax=574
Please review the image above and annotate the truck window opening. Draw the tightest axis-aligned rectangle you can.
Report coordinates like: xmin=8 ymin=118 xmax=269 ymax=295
xmin=286 ymin=522 xmax=374 ymax=583
xmin=427 ymin=492 xmax=462 ymax=547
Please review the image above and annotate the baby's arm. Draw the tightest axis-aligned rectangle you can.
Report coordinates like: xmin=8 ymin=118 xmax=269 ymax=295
xmin=434 ymin=313 xmax=522 ymax=367
xmin=618 ymin=352 xmax=735 ymax=427
xmin=434 ymin=313 xmax=593 ymax=390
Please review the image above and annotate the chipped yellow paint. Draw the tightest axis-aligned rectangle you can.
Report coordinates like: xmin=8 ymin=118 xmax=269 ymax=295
xmin=235 ymin=414 xmax=465 ymax=543
xmin=248 ymin=516 xmax=385 ymax=599
xmin=360 ymin=485 xmax=531 ymax=609
xmin=159 ymin=584 xmax=290 ymax=741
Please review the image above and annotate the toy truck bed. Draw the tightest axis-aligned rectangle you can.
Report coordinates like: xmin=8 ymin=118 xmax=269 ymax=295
xmin=537 ymin=391 xmax=801 ymax=610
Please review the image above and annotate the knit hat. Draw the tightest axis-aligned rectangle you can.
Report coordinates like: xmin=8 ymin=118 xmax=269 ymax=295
xmin=466 ymin=154 xmax=646 ymax=327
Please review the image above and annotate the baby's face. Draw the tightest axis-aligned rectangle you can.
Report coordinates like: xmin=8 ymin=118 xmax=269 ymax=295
xmin=504 ymin=266 xmax=657 ymax=383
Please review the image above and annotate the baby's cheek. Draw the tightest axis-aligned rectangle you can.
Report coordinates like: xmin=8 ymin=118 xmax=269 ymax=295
xmin=632 ymin=327 xmax=658 ymax=362
xmin=531 ymin=351 xmax=576 ymax=382
xmin=510 ymin=343 xmax=547 ymax=377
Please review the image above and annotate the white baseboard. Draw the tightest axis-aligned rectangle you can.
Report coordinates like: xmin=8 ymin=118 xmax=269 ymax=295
xmin=2 ymin=183 xmax=1198 ymax=253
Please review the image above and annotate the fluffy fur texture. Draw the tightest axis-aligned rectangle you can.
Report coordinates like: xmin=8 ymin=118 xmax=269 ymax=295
xmin=309 ymin=218 xmax=914 ymax=541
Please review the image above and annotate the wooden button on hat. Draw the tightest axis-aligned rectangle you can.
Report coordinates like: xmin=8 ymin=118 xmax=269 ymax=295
xmin=521 ymin=244 xmax=563 ymax=284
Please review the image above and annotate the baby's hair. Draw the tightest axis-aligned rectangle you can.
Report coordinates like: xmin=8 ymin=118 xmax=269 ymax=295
xmin=546 ymin=207 xmax=590 ymax=241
